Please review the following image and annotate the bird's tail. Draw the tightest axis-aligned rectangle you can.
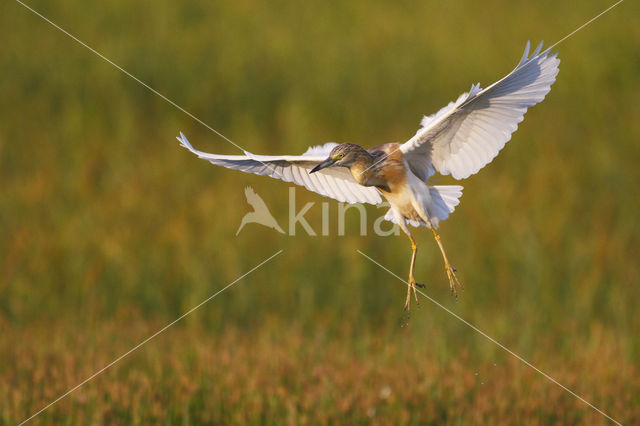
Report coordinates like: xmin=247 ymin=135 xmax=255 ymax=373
xmin=427 ymin=185 xmax=463 ymax=227
xmin=383 ymin=185 xmax=463 ymax=229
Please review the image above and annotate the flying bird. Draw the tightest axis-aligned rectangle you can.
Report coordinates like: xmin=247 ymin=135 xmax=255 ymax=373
xmin=236 ymin=186 xmax=285 ymax=235
xmin=178 ymin=41 xmax=560 ymax=314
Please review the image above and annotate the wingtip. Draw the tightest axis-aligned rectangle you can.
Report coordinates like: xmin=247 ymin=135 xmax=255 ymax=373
xmin=520 ymin=40 xmax=531 ymax=64
xmin=533 ymin=40 xmax=544 ymax=57
xmin=176 ymin=131 xmax=197 ymax=153
xmin=176 ymin=131 xmax=187 ymax=145
xmin=520 ymin=40 xmax=557 ymax=65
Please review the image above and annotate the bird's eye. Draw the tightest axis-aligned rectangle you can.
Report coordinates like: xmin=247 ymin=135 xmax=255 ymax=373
xmin=337 ymin=153 xmax=344 ymax=159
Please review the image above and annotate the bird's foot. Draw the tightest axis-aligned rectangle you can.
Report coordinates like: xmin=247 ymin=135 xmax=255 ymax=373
xmin=402 ymin=296 xmax=412 ymax=326
xmin=404 ymin=278 xmax=424 ymax=318
xmin=404 ymin=285 xmax=412 ymax=319
xmin=410 ymin=277 xmax=424 ymax=305
xmin=444 ymin=262 xmax=463 ymax=299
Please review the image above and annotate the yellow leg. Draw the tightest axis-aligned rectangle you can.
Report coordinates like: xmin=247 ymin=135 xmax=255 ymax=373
xmin=431 ymin=227 xmax=463 ymax=298
xmin=404 ymin=233 xmax=424 ymax=316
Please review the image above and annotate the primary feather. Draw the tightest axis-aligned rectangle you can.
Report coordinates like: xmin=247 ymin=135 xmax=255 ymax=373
xmin=401 ymin=41 xmax=560 ymax=180
xmin=177 ymin=133 xmax=382 ymax=205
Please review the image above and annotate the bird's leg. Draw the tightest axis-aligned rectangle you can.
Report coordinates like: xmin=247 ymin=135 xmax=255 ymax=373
xmin=430 ymin=226 xmax=463 ymax=298
xmin=405 ymin=233 xmax=425 ymax=315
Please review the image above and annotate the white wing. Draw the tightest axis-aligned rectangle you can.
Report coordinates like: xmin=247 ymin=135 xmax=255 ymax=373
xmin=177 ymin=133 xmax=382 ymax=205
xmin=401 ymin=41 xmax=560 ymax=181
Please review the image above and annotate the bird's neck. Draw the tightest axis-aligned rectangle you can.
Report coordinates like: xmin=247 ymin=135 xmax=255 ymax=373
xmin=348 ymin=152 xmax=388 ymax=189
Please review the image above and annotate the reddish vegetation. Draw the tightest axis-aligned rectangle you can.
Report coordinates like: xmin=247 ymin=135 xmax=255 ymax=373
xmin=2 ymin=320 xmax=638 ymax=424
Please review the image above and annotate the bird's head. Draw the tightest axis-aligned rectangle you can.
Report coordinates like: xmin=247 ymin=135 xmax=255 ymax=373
xmin=309 ymin=143 xmax=367 ymax=173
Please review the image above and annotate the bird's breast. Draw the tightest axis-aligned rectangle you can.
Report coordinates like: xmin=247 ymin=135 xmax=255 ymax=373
xmin=349 ymin=143 xmax=408 ymax=192
xmin=369 ymin=145 xmax=424 ymax=222
xmin=379 ymin=185 xmax=423 ymax=223
xmin=373 ymin=144 xmax=408 ymax=191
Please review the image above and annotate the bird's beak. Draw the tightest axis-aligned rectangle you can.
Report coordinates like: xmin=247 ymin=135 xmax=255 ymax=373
xmin=309 ymin=157 xmax=337 ymax=174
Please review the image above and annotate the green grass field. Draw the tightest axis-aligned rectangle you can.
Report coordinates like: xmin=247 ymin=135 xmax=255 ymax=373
xmin=1 ymin=0 xmax=639 ymax=423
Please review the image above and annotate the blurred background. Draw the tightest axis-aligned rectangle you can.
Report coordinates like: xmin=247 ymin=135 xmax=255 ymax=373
xmin=1 ymin=0 xmax=639 ymax=423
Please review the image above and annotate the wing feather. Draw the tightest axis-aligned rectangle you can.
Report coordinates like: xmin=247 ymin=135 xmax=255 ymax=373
xmin=177 ymin=133 xmax=382 ymax=205
xmin=401 ymin=41 xmax=560 ymax=181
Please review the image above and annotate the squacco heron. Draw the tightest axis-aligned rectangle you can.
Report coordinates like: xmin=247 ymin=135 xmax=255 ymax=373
xmin=178 ymin=41 xmax=559 ymax=314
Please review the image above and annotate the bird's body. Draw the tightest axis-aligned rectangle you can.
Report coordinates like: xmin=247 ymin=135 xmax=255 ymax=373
xmin=356 ymin=144 xmax=432 ymax=225
xmin=178 ymin=41 xmax=560 ymax=314
xmin=371 ymin=144 xmax=428 ymax=222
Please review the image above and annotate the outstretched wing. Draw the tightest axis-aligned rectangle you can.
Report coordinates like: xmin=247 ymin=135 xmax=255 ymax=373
xmin=178 ymin=133 xmax=382 ymax=205
xmin=401 ymin=41 xmax=560 ymax=181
